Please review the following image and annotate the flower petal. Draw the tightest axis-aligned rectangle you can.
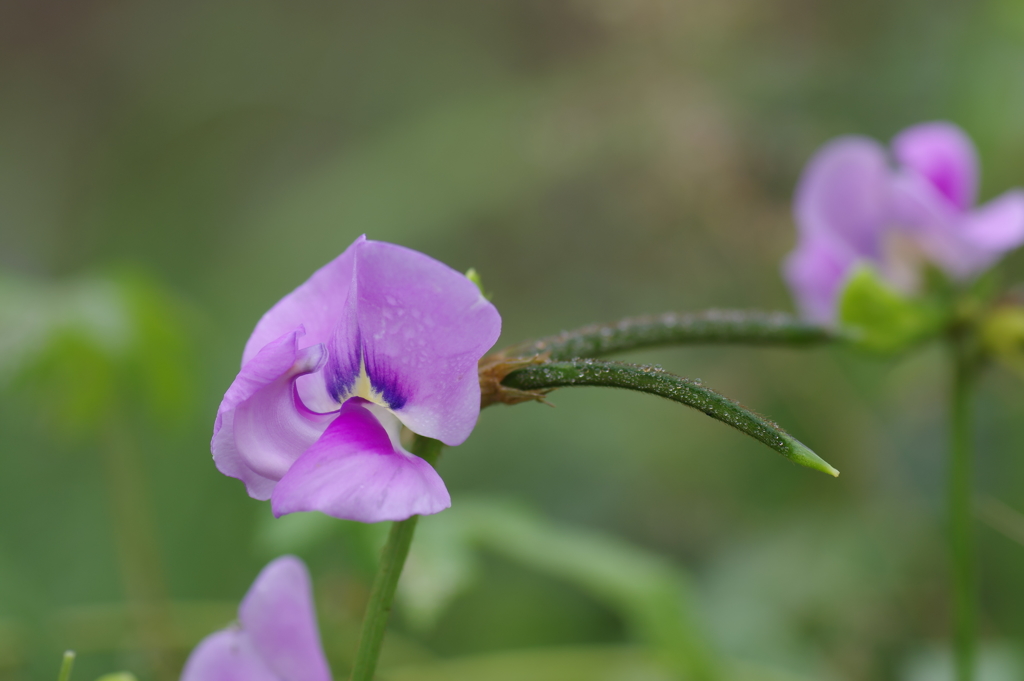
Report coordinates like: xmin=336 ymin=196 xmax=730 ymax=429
xmin=271 ymin=398 xmax=451 ymax=522
xmin=238 ymin=556 xmax=332 ymax=681
xmin=890 ymin=172 xmax=1015 ymax=279
xmin=243 ymin=237 xmax=362 ymax=413
xmin=242 ymin=238 xmax=361 ymax=366
xmin=892 ymin=121 xmax=978 ymax=211
xmin=794 ymin=136 xmax=892 ymax=259
xmin=179 ymin=629 xmax=279 ymax=681
xmin=963 ymin=189 xmax=1024 ymax=253
xmin=213 ymin=329 xmax=335 ymax=499
xmin=782 ymin=234 xmax=857 ymax=325
xmin=352 ymin=240 xmax=501 ymax=445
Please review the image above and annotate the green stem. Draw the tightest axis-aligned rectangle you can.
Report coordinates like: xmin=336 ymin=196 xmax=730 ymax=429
xmin=57 ymin=651 xmax=75 ymax=681
xmin=949 ymin=334 xmax=976 ymax=681
xmin=498 ymin=310 xmax=834 ymax=361
xmin=101 ymin=413 xmax=176 ymax=681
xmin=349 ymin=436 xmax=444 ymax=681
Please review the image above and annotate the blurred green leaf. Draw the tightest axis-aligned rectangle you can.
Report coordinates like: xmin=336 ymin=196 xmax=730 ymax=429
xmin=94 ymin=674 xmax=138 ymax=681
xmin=380 ymin=643 xmax=815 ymax=681
xmin=254 ymin=510 xmax=338 ymax=557
xmin=838 ymin=266 xmax=947 ymax=353
xmin=0 ymin=270 xmax=195 ymax=436
xmin=401 ymin=498 xmax=721 ymax=680
xmin=901 ymin=642 xmax=1022 ymax=681
xmin=980 ymin=305 xmax=1024 ymax=375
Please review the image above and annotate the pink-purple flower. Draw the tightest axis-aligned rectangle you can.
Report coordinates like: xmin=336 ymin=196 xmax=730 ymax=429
xmin=212 ymin=236 xmax=502 ymax=523
xmin=783 ymin=122 xmax=1024 ymax=324
xmin=180 ymin=556 xmax=331 ymax=681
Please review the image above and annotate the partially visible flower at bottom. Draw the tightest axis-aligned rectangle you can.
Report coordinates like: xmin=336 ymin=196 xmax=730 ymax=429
xmin=180 ymin=556 xmax=331 ymax=681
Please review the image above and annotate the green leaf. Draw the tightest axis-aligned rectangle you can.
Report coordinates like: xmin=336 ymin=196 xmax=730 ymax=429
xmin=500 ymin=360 xmax=838 ymax=477
xmin=402 ymin=498 xmax=721 ymax=680
xmin=497 ymin=310 xmax=833 ymax=361
xmin=0 ymin=269 xmax=195 ymax=436
xmin=94 ymin=674 xmax=138 ymax=681
xmin=838 ymin=266 xmax=946 ymax=353
xmin=381 ymin=645 xmax=815 ymax=681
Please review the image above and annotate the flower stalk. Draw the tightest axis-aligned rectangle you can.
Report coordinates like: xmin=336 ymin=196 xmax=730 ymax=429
xmin=495 ymin=310 xmax=834 ymax=362
xmin=101 ymin=413 xmax=175 ymax=681
xmin=949 ymin=330 xmax=977 ymax=681
xmin=349 ymin=436 xmax=444 ymax=681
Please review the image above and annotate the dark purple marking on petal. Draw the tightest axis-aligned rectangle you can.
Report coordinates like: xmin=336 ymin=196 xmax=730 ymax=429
xmin=325 ymin=328 xmax=362 ymax=403
xmin=363 ymin=346 xmax=408 ymax=410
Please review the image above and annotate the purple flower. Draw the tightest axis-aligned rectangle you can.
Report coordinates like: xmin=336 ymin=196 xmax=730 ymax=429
xmin=212 ymin=236 xmax=502 ymax=523
xmin=180 ymin=556 xmax=331 ymax=681
xmin=783 ymin=122 xmax=1024 ymax=324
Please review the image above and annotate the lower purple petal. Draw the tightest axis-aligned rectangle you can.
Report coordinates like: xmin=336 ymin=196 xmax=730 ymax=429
xmin=238 ymin=556 xmax=332 ymax=681
xmin=271 ymin=399 xmax=451 ymax=523
xmin=179 ymin=629 xmax=279 ymax=681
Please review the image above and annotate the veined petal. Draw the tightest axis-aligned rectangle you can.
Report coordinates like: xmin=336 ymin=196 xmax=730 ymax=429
xmin=179 ymin=629 xmax=279 ymax=681
xmin=213 ymin=329 xmax=335 ymax=500
xmin=892 ymin=121 xmax=978 ymax=211
xmin=782 ymin=234 xmax=857 ymax=325
xmin=271 ymin=399 xmax=451 ymax=523
xmin=352 ymin=240 xmax=501 ymax=445
xmin=794 ymin=136 xmax=892 ymax=259
xmin=238 ymin=556 xmax=332 ymax=681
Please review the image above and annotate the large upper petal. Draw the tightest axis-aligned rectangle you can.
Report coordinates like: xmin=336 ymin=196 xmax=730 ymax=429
xmin=238 ymin=556 xmax=332 ymax=681
xmin=271 ymin=399 xmax=451 ymax=523
xmin=782 ymin=234 xmax=857 ymax=325
xmin=350 ymin=240 xmax=501 ymax=446
xmin=892 ymin=121 xmax=978 ymax=211
xmin=242 ymin=236 xmax=362 ymax=412
xmin=243 ymin=238 xmax=361 ymax=365
xmin=213 ymin=329 xmax=336 ymax=500
xmin=179 ymin=629 xmax=279 ymax=681
xmin=794 ymin=136 xmax=892 ymax=259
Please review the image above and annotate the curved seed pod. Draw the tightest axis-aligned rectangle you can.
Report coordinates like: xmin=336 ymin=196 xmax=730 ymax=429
xmin=500 ymin=359 xmax=838 ymax=477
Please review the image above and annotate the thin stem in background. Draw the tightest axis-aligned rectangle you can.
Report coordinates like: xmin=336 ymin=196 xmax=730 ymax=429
xmin=101 ymin=412 xmax=176 ymax=681
xmin=57 ymin=651 xmax=75 ymax=681
xmin=949 ymin=334 xmax=976 ymax=681
xmin=348 ymin=436 xmax=444 ymax=681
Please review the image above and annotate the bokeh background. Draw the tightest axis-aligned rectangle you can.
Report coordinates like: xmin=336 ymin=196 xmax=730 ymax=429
xmin=3 ymin=1 xmax=1024 ymax=680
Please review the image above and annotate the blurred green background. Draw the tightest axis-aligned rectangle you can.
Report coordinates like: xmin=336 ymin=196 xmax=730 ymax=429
xmin=2 ymin=1 xmax=1024 ymax=679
